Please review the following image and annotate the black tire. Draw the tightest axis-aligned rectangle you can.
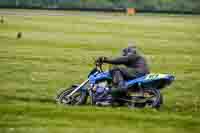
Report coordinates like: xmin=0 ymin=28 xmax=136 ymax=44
xmin=145 ymin=88 xmax=163 ymax=109
xmin=56 ymin=86 xmax=88 ymax=105
xmin=155 ymin=92 xmax=163 ymax=109
xmin=127 ymin=96 xmax=146 ymax=109
xmin=134 ymin=103 xmax=146 ymax=108
xmin=127 ymin=88 xmax=163 ymax=109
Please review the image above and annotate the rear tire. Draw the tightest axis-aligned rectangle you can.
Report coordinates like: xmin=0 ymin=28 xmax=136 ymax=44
xmin=154 ymin=92 xmax=163 ymax=109
xmin=56 ymin=86 xmax=88 ymax=105
xmin=146 ymin=88 xmax=163 ymax=109
xmin=127 ymin=88 xmax=163 ymax=109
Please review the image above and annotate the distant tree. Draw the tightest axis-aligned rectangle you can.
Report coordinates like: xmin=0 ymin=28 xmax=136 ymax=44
xmin=0 ymin=0 xmax=200 ymax=13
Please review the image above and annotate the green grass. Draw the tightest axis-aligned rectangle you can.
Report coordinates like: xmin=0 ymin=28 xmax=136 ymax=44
xmin=0 ymin=9 xmax=200 ymax=133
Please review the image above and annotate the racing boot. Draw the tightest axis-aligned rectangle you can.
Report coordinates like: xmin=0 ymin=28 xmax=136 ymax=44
xmin=111 ymin=70 xmax=127 ymax=100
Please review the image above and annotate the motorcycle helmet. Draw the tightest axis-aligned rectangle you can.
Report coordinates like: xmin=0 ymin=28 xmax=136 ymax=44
xmin=122 ymin=45 xmax=137 ymax=56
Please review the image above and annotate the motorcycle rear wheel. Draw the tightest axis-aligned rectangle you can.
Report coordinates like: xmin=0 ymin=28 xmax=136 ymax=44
xmin=127 ymin=88 xmax=163 ymax=109
xmin=145 ymin=88 xmax=163 ymax=109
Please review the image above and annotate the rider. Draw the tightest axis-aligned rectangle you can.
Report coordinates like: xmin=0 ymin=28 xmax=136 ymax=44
xmin=97 ymin=44 xmax=150 ymax=96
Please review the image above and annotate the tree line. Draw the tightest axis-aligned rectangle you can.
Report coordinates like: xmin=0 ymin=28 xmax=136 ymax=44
xmin=0 ymin=0 xmax=200 ymax=13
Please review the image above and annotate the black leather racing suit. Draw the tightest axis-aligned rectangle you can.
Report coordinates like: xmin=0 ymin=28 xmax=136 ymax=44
xmin=103 ymin=53 xmax=149 ymax=92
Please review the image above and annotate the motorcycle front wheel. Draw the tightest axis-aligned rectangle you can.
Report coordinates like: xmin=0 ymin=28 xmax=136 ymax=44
xmin=56 ymin=86 xmax=88 ymax=105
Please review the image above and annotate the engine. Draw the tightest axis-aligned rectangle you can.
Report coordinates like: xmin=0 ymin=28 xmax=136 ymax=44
xmin=93 ymin=81 xmax=112 ymax=103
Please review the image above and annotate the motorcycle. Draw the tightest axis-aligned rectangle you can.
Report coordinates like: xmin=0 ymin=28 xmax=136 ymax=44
xmin=56 ymin=60 xmax=175 ymax=109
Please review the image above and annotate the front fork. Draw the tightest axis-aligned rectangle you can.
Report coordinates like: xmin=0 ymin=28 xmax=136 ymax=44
xmin=67 ymin=79 xmax=89 ymax=97
xmin=67 ymin=78 xmax=98 ymax=105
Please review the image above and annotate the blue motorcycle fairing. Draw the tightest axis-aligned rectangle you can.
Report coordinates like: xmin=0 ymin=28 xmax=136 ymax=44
xmin=88 ymin=68 xmax=98 ymax=78
xmin=89 ymin=71 xmax=175 ymax=88
xmin=126 ymin=74 xmax=175 ymax=88
xmin=89 ymin=71 xmax=112 ymax=84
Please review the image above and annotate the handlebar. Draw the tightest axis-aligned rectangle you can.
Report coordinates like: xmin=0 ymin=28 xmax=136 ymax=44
xmin=95 ymin=60 xmax=103 ymax=72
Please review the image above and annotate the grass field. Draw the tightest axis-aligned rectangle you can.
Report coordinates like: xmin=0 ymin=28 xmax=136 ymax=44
xmin=0 ymin=9 xmax=200 ymax=133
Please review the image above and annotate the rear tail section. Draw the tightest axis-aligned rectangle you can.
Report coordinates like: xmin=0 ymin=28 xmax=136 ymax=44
xmin=142 ymin=74 xmax=175 ymax=89
xmin=126 ymin=74 xmax=175 ymax=90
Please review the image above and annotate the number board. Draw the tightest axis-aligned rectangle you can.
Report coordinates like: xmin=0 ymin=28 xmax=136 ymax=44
xmin=145 ymin=74 xmax=165 ymax=80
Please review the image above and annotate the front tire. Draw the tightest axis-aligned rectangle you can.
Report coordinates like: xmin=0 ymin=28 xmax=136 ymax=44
xmin=56 ymin=86 xmax=88 ymax=105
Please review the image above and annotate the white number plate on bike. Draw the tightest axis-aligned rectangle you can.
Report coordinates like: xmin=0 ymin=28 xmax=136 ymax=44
xmin=145 ymin=74 xmax=166 ymax=80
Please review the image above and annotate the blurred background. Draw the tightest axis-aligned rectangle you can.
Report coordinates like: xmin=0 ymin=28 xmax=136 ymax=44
xmin=0 ymin=0 xmax=200 ymax=14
